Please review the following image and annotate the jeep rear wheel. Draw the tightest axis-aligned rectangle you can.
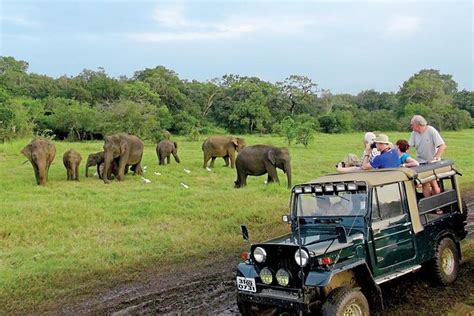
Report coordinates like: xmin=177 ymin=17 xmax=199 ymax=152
xmin=321 ymin=287 xmax=369 ymax=316
xmin=430 ymin=238 xmax=459 ymax=285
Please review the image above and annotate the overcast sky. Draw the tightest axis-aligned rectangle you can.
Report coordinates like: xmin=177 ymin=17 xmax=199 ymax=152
xmin=1 ymin=0 xmax=472 ymax=94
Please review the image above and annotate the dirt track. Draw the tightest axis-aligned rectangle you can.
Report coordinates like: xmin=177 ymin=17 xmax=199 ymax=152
xmin=62 ymin=194 xmax=474 ymax=315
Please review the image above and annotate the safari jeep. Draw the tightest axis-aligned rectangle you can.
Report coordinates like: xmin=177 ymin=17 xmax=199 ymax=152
xmin=236 ymin=160 xmax=467 ymax=315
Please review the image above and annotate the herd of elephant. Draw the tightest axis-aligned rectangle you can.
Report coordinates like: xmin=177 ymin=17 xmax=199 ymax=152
xmin=21 ymin=133 xmax=292 ymax=188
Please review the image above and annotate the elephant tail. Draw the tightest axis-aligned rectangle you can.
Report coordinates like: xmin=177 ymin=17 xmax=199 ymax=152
xmin=174 ymin=142 xmax=178 ymax=150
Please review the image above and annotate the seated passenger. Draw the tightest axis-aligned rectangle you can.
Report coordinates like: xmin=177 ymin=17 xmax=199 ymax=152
xmin=336 ymin=132 xmax=380 ymax=173
xmin=396 ymin=139 xmax=419 ymax=168
xmin=362 ymin=134 xmax=400 ymax=170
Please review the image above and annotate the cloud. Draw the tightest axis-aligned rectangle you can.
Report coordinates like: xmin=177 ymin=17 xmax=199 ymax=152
xmin=128 ymin=5 xmax=322 ymax=42
xmin=386 ymin=16 xmax=422 ymax=34
xmin=0 ymin=15 xmax=38 ymax=27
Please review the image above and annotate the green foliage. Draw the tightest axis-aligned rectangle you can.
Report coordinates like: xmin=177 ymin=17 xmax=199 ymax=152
xmin=101 ymin=99 xmax=157 ymax=139
xmin=0 ymin=57 xmax=472 ymax=141
xmin=318 ymin=111 xmax=351 ymax=133
xmin=276 ymin=116 xmax=297 ymax=145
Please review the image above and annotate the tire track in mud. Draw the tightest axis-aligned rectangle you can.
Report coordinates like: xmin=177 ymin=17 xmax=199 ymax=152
xmin=102 ymin=273 xmax=239 ymax=315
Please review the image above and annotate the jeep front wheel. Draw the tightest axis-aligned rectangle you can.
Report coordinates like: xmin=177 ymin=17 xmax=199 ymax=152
xmin=430 ymin=238 xmax=460 ymax=285
xmin=321 ymin=287 xmax=369 ymax=316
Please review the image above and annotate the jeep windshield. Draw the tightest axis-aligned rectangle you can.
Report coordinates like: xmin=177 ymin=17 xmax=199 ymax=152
xmin=293 ymin=183 xmax=368 ymax=218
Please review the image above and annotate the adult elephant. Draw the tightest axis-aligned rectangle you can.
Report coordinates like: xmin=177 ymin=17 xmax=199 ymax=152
xmin=234 ymin=145 xmax=292 ymax=189
xmin=102 ymin=133 xmax=144 ymax=183
xmin=156 ymin=140 xmax=180 ymax=165
xmin=63 ymin=149 xmax=82 ymax=181
xmin=21 ymin=138 xmax=56 ymax=186
xmin=202 ymin=136 xmax=246 ymax=169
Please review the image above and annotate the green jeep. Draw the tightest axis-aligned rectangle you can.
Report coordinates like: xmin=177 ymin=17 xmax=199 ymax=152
xmin=236 ymin=160 xmax=468 ymax=315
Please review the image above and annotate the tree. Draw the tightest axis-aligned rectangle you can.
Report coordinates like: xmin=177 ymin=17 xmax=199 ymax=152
xmin=276 ymin=116 xmax=297 ymax=146
xmin=277 ymin=75 xmax=319 ymax=116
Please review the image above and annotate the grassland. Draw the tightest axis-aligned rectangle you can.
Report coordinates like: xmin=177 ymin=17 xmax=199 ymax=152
xmin=0 ymin=131 xmax=473 ymax=313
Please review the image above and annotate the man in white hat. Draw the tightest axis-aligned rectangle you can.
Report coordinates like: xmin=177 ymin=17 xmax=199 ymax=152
xmin=362 ymin=134 xmax=399 ymax=170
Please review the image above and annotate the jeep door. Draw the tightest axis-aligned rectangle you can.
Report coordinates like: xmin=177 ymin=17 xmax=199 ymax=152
xmin=369 ymin=182 xmax=416 ymax=274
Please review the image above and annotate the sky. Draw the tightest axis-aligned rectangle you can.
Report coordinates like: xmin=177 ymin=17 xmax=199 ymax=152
xmin=1 ymin=0 xmax=472 ymax=94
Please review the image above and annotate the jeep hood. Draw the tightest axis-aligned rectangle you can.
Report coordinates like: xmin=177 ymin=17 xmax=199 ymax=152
xmin=258 ymin=228 xmax=364 ymax=256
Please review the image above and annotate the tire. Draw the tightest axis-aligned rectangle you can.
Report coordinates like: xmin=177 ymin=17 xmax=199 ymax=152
xmin=429 ymin=237 xmax=460 ymax=285
xmin=321 ymin=287 xmax=369 ymax=316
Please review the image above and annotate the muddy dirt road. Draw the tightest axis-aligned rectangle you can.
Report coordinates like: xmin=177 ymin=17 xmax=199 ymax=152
xmin=63 ymin=197 xmax=474 ymax=315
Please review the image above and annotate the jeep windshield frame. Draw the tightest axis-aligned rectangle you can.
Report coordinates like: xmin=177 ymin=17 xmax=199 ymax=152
xmin=292 ymin=182 xmax=368 ymax=218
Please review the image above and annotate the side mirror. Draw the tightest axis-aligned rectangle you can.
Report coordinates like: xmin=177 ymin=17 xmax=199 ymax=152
xmin=241 ymin=225 xmax=249 ymax=241
xmin=282 ymin=215 xmax=291 ymax=223
xmin=335 ymin=226 xmax=347 ymax=244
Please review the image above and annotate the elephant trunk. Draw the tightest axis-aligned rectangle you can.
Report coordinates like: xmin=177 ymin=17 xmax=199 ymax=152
xmin=285 ymin=162 xmax=292 ymax=189
xmin=103 ymin=151 xmax=113 ymax=183
xmin=37 ymin=159 xmax=47 ymax=186
xmin=85 ymin=162 xmax=92 ymax=177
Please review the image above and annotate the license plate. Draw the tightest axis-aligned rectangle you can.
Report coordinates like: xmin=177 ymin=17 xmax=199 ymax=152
xmin=236 ymin=276 xmax=257 ymax=292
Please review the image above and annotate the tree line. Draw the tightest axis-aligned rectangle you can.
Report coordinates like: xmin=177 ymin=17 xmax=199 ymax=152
xmin=0 ymin=56 xmax=472 ymax=143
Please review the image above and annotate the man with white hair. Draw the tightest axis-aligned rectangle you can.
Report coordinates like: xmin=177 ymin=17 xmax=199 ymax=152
xmin=409 ymin=115 xmax=447 ymax=196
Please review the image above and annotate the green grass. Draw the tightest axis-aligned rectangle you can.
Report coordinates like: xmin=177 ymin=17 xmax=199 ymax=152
xmin=0 ymin=130 xmax=473 ymax=313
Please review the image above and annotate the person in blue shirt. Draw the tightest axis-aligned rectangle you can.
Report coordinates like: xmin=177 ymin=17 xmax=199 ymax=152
xmin=396 ymin=139 xmax=419 ymax=168
xmin=362 ymin=134 xmax=400 ymax=170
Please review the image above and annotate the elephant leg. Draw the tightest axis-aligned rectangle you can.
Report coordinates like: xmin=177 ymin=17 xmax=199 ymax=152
xmin=75 ymin=165 xmax=80 ymax=181
xmin=229 ymin=153 xmax=236 ymax=169
xmin=167 ymin=155 xmax=170 ymax=164
xmin=223 ymin=155 xmax=230 ymax=167
xmin=265 ymin=163 xmax=280 ymax=184
xmin=234 ymin=169 xmax=247 ymax=188
xmin=266 ymin=174 xmax=273 ymax=183
xmin=32 ymin=162 xmax=40 ymax=185
xmin=117 ymin=158 xmax=128 ymax=181
xmin=159 ymin=153 xmax=164 ymax=165
xmin=97 ymin=165 xmax=103 ymax=179
xmin=210 ymin=157 xmax=216 ymax=168
xmin=133 ymin=164 xmax=142 ymax=176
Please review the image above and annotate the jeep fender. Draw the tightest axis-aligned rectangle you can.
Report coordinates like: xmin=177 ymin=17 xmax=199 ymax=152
xmin=305 ymin=259 xmax=383 ymax=312
xmin=433 ymin=229 xmax=462 ymax=261
xmin=236 ymin=262 xmax=259 ymax=278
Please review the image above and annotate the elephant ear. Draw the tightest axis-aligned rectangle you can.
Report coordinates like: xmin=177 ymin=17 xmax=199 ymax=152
xmin=21 ymin=145 xmax=32 ymax=160
xmin=120 ymin=139 xmax=128 ymax=154
xmin=231 ymin=138 xmax=239 ymax=147
xmin=267 ymin=149 xmax=276 ymax=165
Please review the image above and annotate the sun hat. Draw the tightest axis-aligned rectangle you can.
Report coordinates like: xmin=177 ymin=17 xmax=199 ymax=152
xmin=374 ymin=134 xmax=391 ymax=144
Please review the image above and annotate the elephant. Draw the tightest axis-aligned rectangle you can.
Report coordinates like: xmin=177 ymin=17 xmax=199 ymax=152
xmin=102 ymin=133 xmax=144 ymax=183
xmin=202 ymin=136 xmax=246 ymax=169
xmin=85 ymin=151 xmax=122 ymax=179
xmin=234 ymin=145 xmax=292 ymax=189
xmin=21 ymin=138 xmax=56 ymax=186
xmin=63 ymin=149 xmax=82 ymax=181
xmin=156 ymin=140 xmax=180 ymax=165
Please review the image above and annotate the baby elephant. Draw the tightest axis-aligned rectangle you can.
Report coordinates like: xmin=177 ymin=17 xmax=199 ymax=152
xmin=234 ymin=145 xmax=292 ymax=189
xmin=85 ymin=151 xmax=120 ymax=180
xmin=156 ymin=140 xmax=180 ymax=165
xmin=63 ymin=149 xmax=82 ymax=181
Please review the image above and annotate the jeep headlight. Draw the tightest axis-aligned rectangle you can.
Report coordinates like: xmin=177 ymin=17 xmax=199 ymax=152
xmin=259 ymin=267 xmax=273 ymax=285
xmin=276 ymin=268 xmax=290 ymax=286
xmin=253 ymin=247 xmax=267 ymax=263
xmin=294 ymin=249 xmax=309 ymax=267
